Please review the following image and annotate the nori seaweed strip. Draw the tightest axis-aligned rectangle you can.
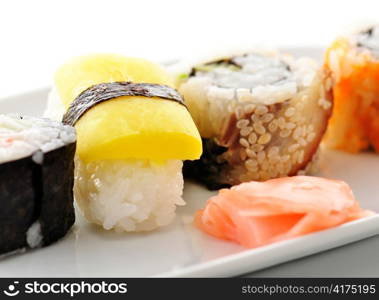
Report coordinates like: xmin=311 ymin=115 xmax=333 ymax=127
xmin=206 ymin=57 xmax=242 ymax=68
xmin=0 ymin=142 xmax=76 ymax=256
xmin=38 ymin=143 xmax=76 ymax=246
xmin=189 ymin=57 xmax=241 ymax=77
xmin=62 ymin=82 xmax=186 ymax=126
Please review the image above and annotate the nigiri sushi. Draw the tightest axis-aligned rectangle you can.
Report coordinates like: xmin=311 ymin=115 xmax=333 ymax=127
xmin=324 ymin=25 xmax=379 ymax=153
xmin=0 ymin=114 xmax=76 ymax=256
xmin=44 ymin=54 xmax=202 ymax=232
xmin=195 ymin=176 xmax=374 ymax=248
xmin=177 ymin=51 xmax=333 ymax=189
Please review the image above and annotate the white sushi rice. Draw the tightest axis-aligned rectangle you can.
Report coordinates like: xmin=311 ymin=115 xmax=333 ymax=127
xmin=0 ymin=114 xmax=76 ymax=164
xmin=75 ymin=158 xmax=184 ymax=232
xmin=26 ymin=221 xmax=43 ymax=248
xmin=180 ymin=52 xmax=318 ymax=106
xmin=44 ymin=86 xmax=186 ymax=232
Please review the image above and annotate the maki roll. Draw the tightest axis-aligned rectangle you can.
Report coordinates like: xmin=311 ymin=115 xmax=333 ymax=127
xmin=178 ymin=51 xmax=332 ymax=189
xmin=45 ymin=54 xmax=202 ymax=232
xmin=0 ymin=114 xmax=76 ymax=256
xmin=324 ymin=25 xmax=379 ymax=153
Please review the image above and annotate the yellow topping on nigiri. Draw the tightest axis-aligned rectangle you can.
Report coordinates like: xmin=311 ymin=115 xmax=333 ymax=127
xmin=54 ymin=54 xmax=202 ymax=162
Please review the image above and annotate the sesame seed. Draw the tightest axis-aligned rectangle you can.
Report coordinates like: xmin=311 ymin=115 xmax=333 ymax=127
xmin=253 ymin=122 xmax=266 ymax=135
xmin=286 ymin=122 xmax=296 ymax=130
xmin=280 ymin=129 xmax=291 ymax=138
xmin=307 ymin=132 xmax=316 ymax=142
xmin=258 ymin=133 xmax=272 ymax=145
xmin=246 ymin=148 xmax=257 ymax=158
xmin=293 ymin=127 xmax=302 ymax=140
xmin=246 ymin=165 xmax=259 ymax=172
xmin=261 ymin=113 xmax=274 ymax=123
xmin=288 ymin=143 xmax=300 ymax=153
xmin=251 ymin=114 xmax=261 ymax=123
xmin=248 ymin=132 xmax=258 ymax=144
xmin=299 ymin=138 xmax=307 ymax=147
xmin=257 ymin=151 xmax=266 ymax=163
xmin=245 ymin=158 xmax=258 ymax=168
xmin=318 ymin=98 xmax=331 ymax=110
xmin=285 ymin=107 xmax=295 ymax=117
xmin=244 ymin=104 xmax=256 ymax=114
xmin=239 ymin=138 xmax=249 ymax=148
xmin=301 ymin=126 xmax=307 ymax=137
xmin=268 ymin=146 xmax=279 ymax=158
xmin=281 ymin=154 xmax=290 ymax=162
xmin=268 ymin=120 xmax=278 ymax=133
xmin=323 ymin=101 xmax=332 ymax=110
xmin=240 ymin=126 xmax=253 ymax=136
xmin=277 ymin=117 xmax=286 ymax=129
xmin=251 ymin=144 xmax=264 ymax=152
xmin=236 ymin=119 xmax=249 ymax=129
xmin=255 ymin=105 xmax=268 ymax=115
xmin=268 ymin=155 xmax=280 ymax=163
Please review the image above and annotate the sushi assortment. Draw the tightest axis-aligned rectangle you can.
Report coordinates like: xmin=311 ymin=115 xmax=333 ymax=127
xmin=324 ymin=25 xmax=379 ymax=153
xmin=1 ymin=25 xmax=378 ymax=259
xmin=45 ymin=54 xmax=202 ymax=232
xmin=0 ymin=115 xmax=76 ymax=256
xmin=179 ymin=51 xmax=332 ymax=189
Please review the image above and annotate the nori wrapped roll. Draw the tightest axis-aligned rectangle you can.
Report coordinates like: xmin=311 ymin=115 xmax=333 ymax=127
xmin=0 ymin=114 xmax=76 ymax=257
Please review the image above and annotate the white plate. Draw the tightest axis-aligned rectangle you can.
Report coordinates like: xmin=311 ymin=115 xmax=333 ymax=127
xmin=0 ymin=48 xmax=379 ymax=278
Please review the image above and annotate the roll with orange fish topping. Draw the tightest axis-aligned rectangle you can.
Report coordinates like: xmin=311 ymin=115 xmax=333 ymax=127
xmin=324 ymin=26 xmax=379 ymax=153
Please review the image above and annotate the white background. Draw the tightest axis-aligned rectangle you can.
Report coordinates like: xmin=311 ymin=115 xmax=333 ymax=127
xmin=0 ymin=0 xmax=378 ymax=97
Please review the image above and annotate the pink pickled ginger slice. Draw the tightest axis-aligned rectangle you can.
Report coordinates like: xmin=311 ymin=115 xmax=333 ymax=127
xmin=195 ymin=176 xmax=375 ymax=248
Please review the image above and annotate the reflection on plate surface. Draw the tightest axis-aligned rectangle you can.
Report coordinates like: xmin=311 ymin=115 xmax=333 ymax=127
xmin=0 ymin=48 xmax=378 ymax=277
